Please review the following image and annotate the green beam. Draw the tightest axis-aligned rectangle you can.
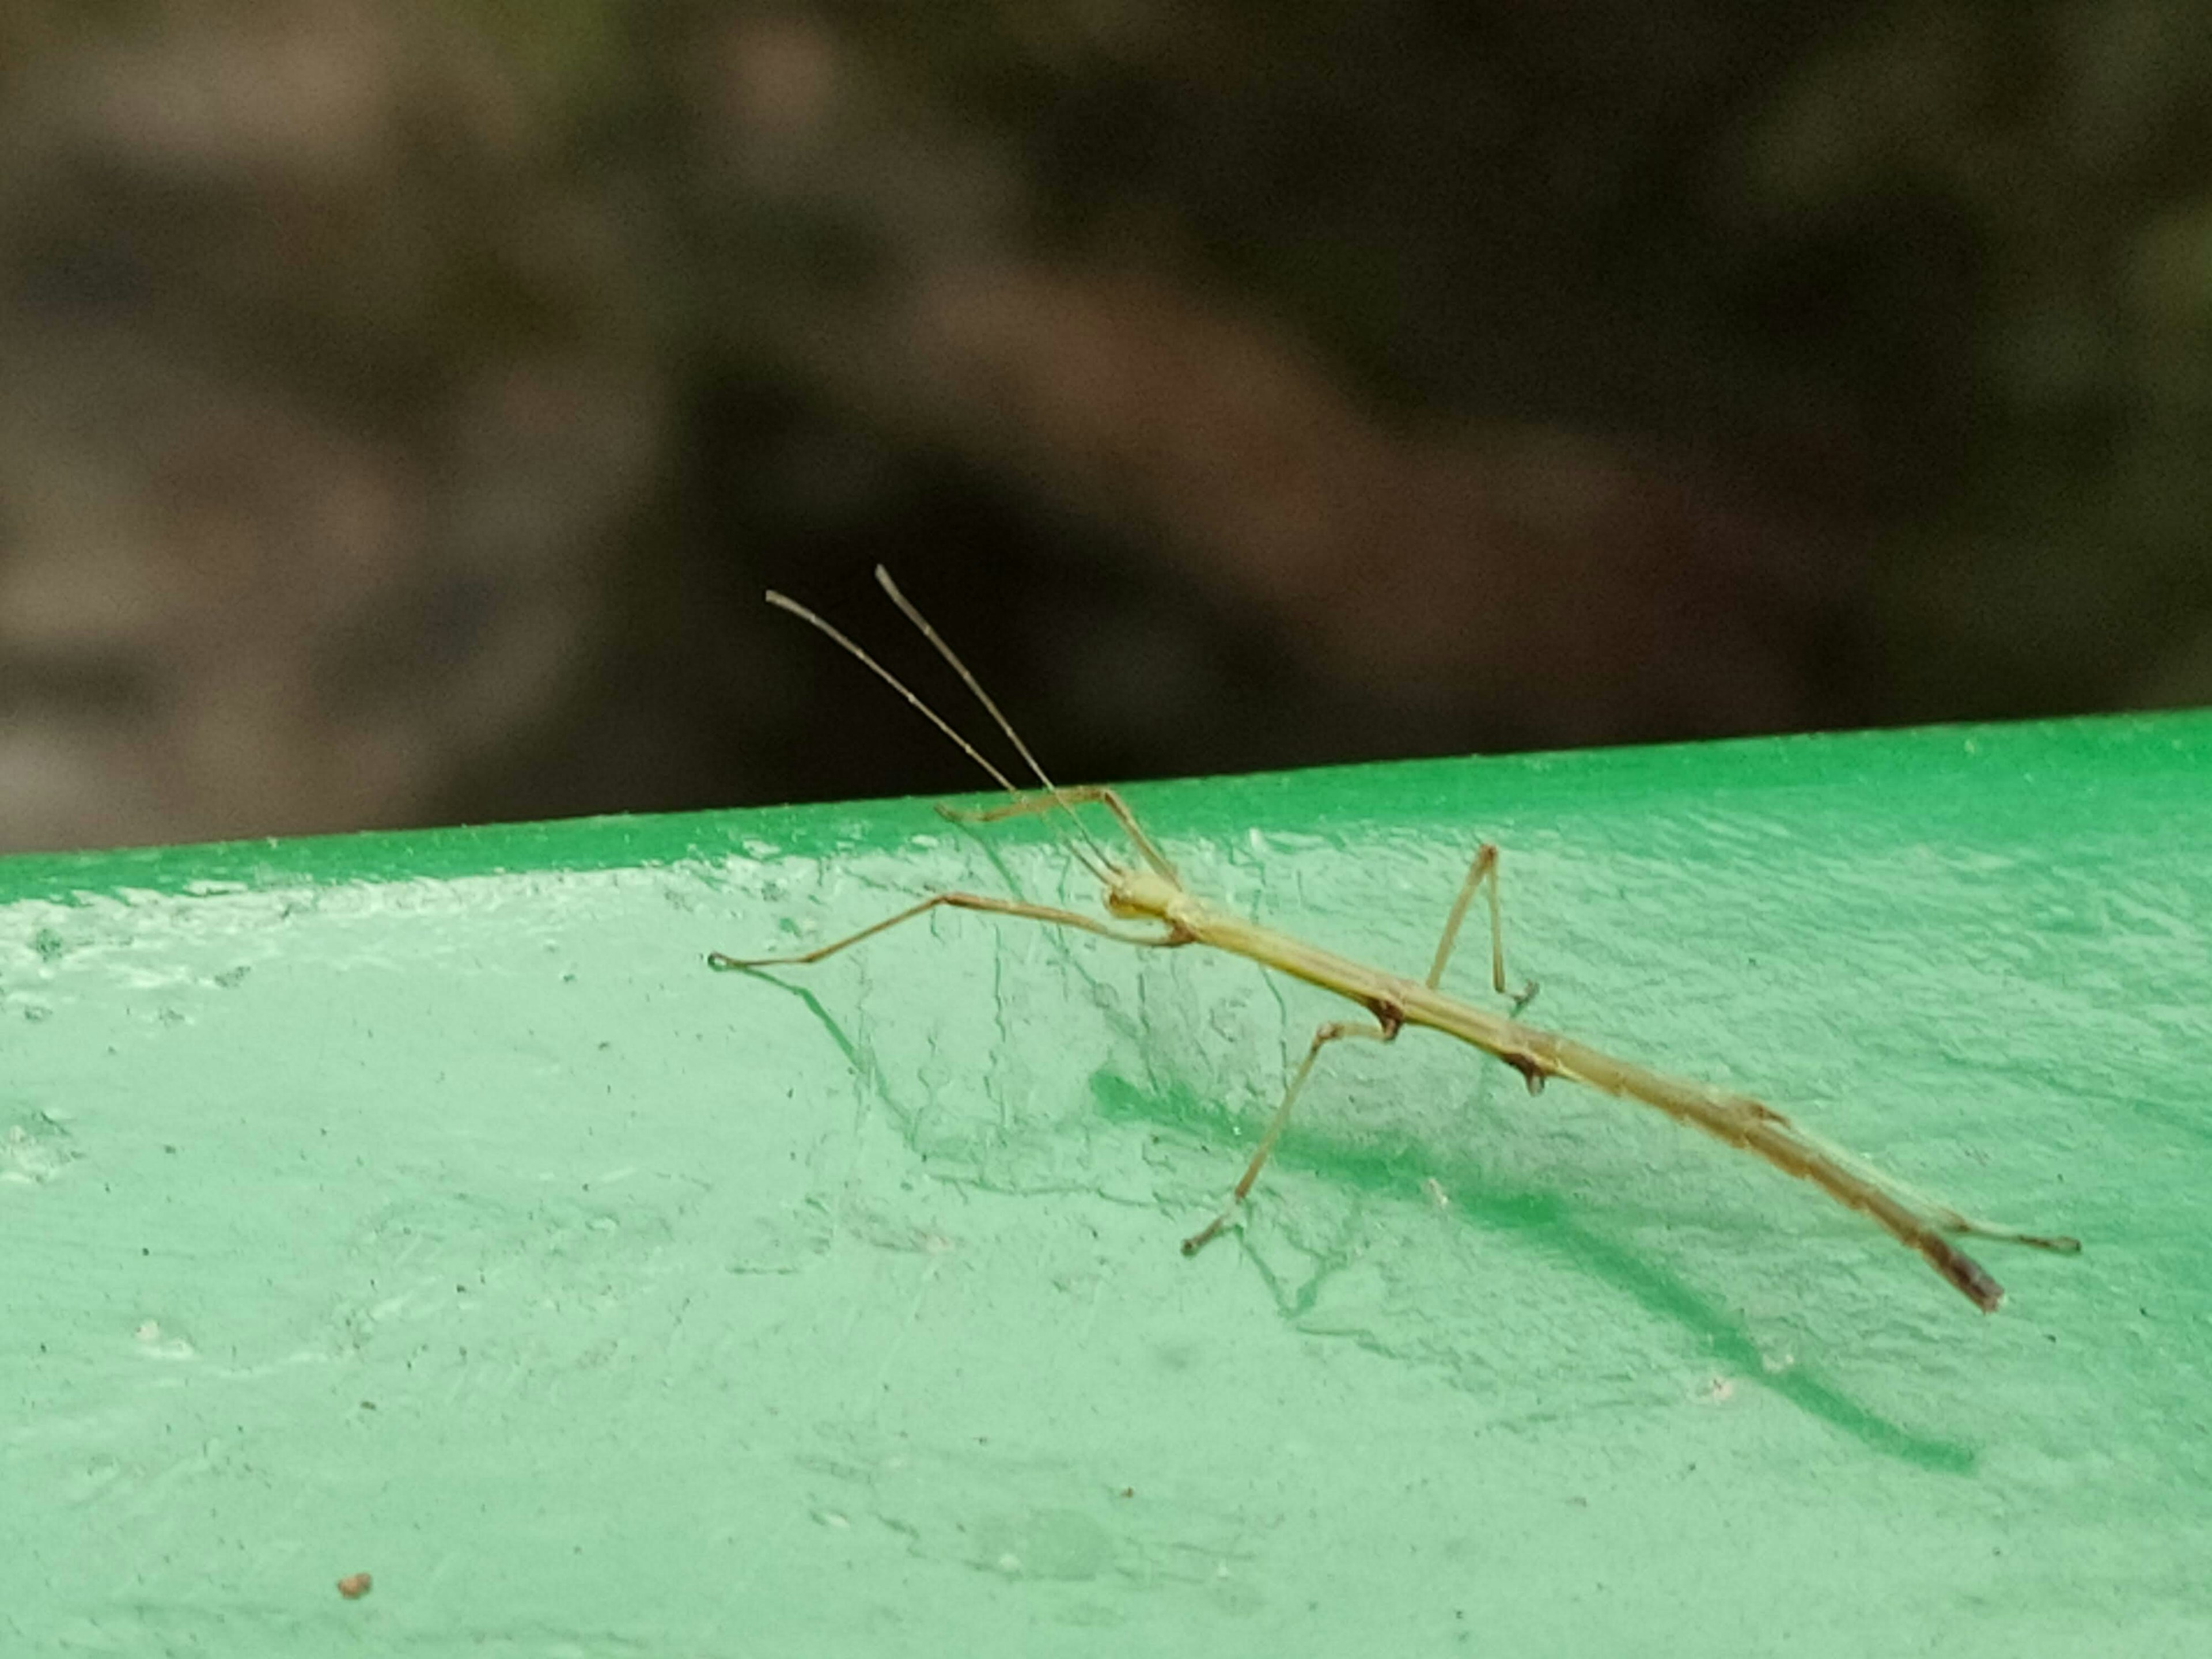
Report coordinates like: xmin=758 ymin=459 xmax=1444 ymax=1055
xmin=6 ymin=714 xmax=2207 ymax=1653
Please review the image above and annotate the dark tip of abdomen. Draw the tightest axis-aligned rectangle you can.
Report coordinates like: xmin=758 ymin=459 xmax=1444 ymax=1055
xmin=1931 ymin=1239 xmax=2005 ymax=1312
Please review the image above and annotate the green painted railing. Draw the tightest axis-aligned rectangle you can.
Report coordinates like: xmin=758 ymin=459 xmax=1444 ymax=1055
xmin=6 ymin=713 xmax=2208 ymax=1654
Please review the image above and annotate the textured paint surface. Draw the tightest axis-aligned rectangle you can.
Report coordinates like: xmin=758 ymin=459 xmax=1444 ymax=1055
xmin=3 ymin=715 xmax=2209 ymax=1655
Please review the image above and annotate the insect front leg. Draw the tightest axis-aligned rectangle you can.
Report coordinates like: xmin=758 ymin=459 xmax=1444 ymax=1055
xmin=938 ymin=786 xmax=1177 ymax=881
xmin=708 ymin=891 xmax=1184 ymax=969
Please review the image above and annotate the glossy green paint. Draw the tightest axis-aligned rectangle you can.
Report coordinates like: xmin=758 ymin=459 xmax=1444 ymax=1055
xmin=5 ymin=714 xmax=2208 ymax=1654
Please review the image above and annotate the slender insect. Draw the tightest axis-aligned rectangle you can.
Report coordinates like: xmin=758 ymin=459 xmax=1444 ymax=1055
xmin=712 ymin=567 xmax=2081 ymax=1311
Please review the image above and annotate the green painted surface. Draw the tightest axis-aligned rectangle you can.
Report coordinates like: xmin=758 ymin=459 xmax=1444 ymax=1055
xmin=4 ymin=714 xmax=2208 ymax=1654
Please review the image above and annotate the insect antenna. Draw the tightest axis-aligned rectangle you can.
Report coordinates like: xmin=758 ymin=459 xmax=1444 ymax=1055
xmin=762 ymin=586 xmax=1112 ymax=881
xmin=872 ymin=567 xmax=1116 ymax=873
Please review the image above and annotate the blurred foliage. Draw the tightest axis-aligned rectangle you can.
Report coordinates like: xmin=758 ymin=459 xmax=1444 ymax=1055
xmin=0 ymin=0 xmax=2205 ymax=850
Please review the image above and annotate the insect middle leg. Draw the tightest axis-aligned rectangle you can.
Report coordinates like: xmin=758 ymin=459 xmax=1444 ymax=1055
xmin=1424 ymin=842 xmax=1537 ymax=1009
xmin=1181 ymin=1016 xmax=1398 ymax=1255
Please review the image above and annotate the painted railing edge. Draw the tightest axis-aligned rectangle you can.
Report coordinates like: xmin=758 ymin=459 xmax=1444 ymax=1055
xmin=1 ymin=707 xmax=2203 ymax=900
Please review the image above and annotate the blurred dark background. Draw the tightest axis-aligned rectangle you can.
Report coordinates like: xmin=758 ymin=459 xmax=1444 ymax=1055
xmin=1 ymin=1 xmax=2206 ymax=853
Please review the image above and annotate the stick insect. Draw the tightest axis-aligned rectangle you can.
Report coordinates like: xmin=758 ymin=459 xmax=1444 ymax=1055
xmin=711 ymin=567 xmax=2080 ymax=1311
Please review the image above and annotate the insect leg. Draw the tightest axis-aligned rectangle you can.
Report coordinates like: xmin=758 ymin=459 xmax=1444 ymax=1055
xmin=708 ymin=891 xmax=1184 ymax=969
xmin=1423 ymin=843 xmax=1537 ymax=1008
xmin=1713 ymin=1095 xmax=2085 ymax=1260
xmin=1931 ymin=1207 xmax=2082 ymax=1254
xmin=940 ymin=785 xmax=1178 ymax=881
xmin=1180 ymin=1016 xmax=1397 ymax=1255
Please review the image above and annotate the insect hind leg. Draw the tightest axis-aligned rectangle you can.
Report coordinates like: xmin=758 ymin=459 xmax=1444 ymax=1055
xmin=1935 ymin=1208 xmax=2082 ymax=1254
